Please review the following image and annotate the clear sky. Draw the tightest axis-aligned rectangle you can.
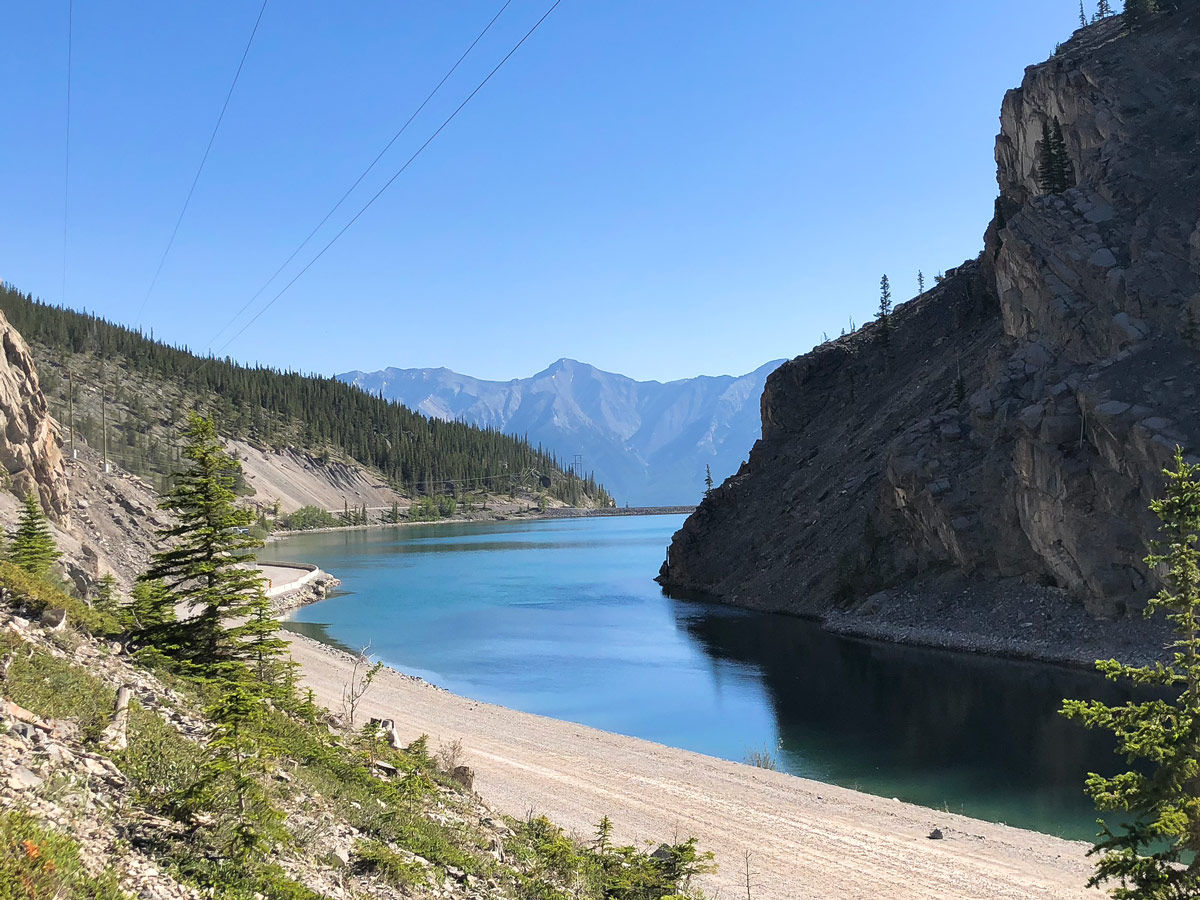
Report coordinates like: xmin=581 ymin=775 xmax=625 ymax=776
xmin=1 ymin=1 xmax=1084 ymax=383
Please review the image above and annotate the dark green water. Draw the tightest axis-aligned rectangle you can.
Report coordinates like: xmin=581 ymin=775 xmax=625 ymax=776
xmin=264 ymin=515 xmax=1134 ymax=842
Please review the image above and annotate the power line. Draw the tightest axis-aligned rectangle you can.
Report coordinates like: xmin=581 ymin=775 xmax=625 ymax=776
xmin=134 ymin=0 xmax=269 ymax=322
xmin=205 ymin=0 xmax=516 ymax=351
xmin=61 ymin=0 xmax=74 ymax=306
xmin=211 ymin=0 xmax=564 ymax=359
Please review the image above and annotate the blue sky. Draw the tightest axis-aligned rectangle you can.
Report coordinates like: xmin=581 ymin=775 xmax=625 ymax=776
xmin=1 ymin=1 xmax=1083 ymax=382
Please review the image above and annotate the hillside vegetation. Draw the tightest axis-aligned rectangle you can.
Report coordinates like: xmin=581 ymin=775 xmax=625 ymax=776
xmin=0 ymin=283 xmax=610 ymax=508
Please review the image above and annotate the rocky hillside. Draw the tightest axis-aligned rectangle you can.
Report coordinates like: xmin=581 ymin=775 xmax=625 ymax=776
xmin=1 ymin=582 xmax=707 ymax=900
xmin=341 ymin=358 xmax=784 ymax=506
xmin=660 ymin=8 xmax=1200 ymax=632
xmin=0 ymin=311 xmax=68 ymax=521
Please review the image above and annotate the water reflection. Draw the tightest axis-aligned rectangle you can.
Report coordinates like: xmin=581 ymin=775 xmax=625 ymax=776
xmin=674 ymin=601 xmax=1132 ymax=839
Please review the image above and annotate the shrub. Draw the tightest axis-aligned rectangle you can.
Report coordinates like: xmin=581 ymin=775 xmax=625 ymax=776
xmin=0 ymin=561 xmax=119 ymax=636
xmin=743 ymin=743 xmax=780 ymax=771
xmin=0 ymin=809 xmax=128 ymax=900
xmin=277 ymin=506 xmax=339 ymax=531
xmin=0 ymin=633 xmax=116 ymax=743
xmin=354 ymin=838 xmax=429 ymax=889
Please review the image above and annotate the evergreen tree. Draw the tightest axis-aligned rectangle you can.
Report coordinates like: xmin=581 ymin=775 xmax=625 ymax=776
xmin=127 ymin=578 xmax=175 ymax=633
xmin=141 ymin=415 xmax=270 ymax=673
xmin=877 ymin=275 xmax=893 ymax=352
xmin=8 ymin=492 xmax=60 ymax=579
xmin=1062 ymin=448 xmax=1200 ymax=899
xmin=1124 ymin=0 xmax=1155 ymax=30
xmin=1081 ymin=0 xmax=1090 ymax=24
xmin=1051 ymin=119 xmax=1074 ymax=192
xmin=704 ymin=465 xmax=714 ymax=496
xmin=1039 ymin=120 xmax=1059 ymax=193
xmin=228 ymin=592 xmax=293 ymax=697
xmin=198 ymin=684 xmax=285 ymax=861
xmin=94 ymin=573 xmax=119 ymax=614
xmin=918 ymin=270 xmax=925 ymax=295
xmin=1038 ymin=119 xmax=1073 ymax=194
xmin=1098 ymin=0 xmax=1114 ymax=15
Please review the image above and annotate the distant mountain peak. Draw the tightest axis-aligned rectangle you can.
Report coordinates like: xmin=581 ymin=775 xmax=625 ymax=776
xmin=338 ymin=359 xmax=785 ymax=505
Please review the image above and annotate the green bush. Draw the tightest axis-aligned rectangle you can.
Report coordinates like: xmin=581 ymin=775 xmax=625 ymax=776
xmin=117 ymin=703 xmax=205 ymax=815
xmin=0 ymin=561 xmax=120 ymax=636
xmin=354 ymin=838 xmax=428 ymax=889
xmin=277 ymin=506 xmax=339 ymax=531
xmin=0 ymin=633 xmax=115 ymax=743
xmin=0 ymin=809 xmax=129 ymax=900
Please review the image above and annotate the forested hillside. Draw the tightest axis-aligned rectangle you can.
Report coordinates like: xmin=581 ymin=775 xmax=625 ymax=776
xmin=0 ymin=283 xmax=610 ymax=506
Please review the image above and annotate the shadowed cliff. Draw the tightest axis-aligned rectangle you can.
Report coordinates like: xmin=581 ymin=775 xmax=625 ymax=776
xmin=660 ymin=8 xmax=1200 ymax=624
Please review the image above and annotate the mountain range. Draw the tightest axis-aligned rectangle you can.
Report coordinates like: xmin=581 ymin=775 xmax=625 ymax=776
xmin=338 ymin=358 xmax=785 ymax=506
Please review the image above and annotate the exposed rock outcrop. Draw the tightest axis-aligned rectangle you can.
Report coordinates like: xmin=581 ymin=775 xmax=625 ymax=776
xmin=660 ymin=9 xmax=1200 ymax=626
xmin=0 ymin=310 xmax=68 ymax=519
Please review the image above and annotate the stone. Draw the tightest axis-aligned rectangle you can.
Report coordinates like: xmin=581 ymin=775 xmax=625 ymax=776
xmin=928 ymin=828 xmax=944 ymax=840
xmin=1094 ymin=400 xmax=1130 ymax=418
xmin=1088 ymin=248 xmax=1117 ymax=268
xmin=1017 ymin=404 xmax=1045 ymax=431
xmin=451 ymin=765 xmax=475 ymax=790
xmin=1041 ymin=415 xmax=1083 ymax=446
xmin=39 ymin=608 xmax=67 ymax=631
xmin=1112 ymin=312 xmax=1148 ymax=341
xmin=7 ymin=765 xmax=43 ymax=790
xmin=0 ymin=312 xmax=69 ymax=518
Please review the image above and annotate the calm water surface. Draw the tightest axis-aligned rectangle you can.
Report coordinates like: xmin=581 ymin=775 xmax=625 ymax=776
xmin=264 ymin=515 xmax=1133 ymax=841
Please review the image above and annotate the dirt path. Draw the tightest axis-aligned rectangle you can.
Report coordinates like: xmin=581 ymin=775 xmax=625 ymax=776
xmin=286 ymin=634 xmax=1096 ymax=900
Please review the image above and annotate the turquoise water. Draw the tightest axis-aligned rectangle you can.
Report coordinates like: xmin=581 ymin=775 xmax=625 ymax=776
xmin=264 ymin=515 xmax=1134 ymax=842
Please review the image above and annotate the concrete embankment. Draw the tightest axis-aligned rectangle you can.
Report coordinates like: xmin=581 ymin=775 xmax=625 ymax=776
xmin=257 ymin=562 xmax=340 ymax=614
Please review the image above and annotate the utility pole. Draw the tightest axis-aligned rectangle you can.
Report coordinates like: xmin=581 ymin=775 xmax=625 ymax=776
xmin=67 ymin=369 xmax=76 ymax=459
xmin=101 ymin=388 xmax=109 ymax=474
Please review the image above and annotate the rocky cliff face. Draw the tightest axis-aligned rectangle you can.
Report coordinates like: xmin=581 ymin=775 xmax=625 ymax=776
xmin=0 ymin=309 xmax=68 ymax=520
xmin=660 ymin=9 xmax=1200 ymax=623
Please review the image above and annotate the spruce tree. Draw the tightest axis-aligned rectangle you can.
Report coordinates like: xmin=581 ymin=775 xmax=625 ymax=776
xmin=918 ymin=270 xmax=925 ymax=295
xmin=1038 ymin=120 xmax=1059 ymax=193
xmin=199 ymin=684 xmax=285 ymax=861
xmin=94 ymin=573 xmax=119 ymax=614
xmin=1098 ymin=0 xmax=1114 ymax=16
xmin=1051 ymin=119 xmax=1073 ymax=192
xmin=141 ymin=415 xmax=270 ymax=673
xmin=1124 ymin=0 xmax=1155 ymax=30
xmin=704 ymin=465 xmax=714 ymax=496
xmin=8 ymin=492 xmax=60 ymax=579
xmin=228 ymin=593 xmax=293 ymax=698
xmin=127 ymin=578 xmax=176 ymax=633
xmin=1062 ymin=448 xmax=1200 ymax=899
xmin=877 ymin=275 xmax=893 ymax=352
xmin=1081 ymin=0 xmax=1090 ymax=24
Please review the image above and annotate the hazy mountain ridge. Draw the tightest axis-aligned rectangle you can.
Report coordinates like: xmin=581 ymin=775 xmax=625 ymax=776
xmin=340 ymin=358 xmax=785 ymax=506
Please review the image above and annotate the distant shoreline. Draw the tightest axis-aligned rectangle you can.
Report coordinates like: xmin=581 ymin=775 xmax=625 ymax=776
xmin=267 ymin=504 xmax=693 ymax=539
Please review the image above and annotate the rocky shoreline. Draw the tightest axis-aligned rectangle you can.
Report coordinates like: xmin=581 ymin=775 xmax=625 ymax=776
xmin=266 ymin=570 xmax=341 ymax=617
xmin=819 ymin=576 xmax=1171 ymax=669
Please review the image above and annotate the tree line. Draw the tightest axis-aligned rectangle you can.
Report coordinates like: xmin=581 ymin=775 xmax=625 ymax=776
xmin=0 ymin=282 xmax=610 ymax=507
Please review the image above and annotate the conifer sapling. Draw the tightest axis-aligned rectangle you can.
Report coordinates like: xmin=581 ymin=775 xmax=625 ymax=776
xmin=1062 ymin=447 xmax=1200 ymax=899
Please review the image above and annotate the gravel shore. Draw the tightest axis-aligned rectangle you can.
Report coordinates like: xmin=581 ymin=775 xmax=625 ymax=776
xmin=284 ymin=630 xmax=1097 ymax=900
